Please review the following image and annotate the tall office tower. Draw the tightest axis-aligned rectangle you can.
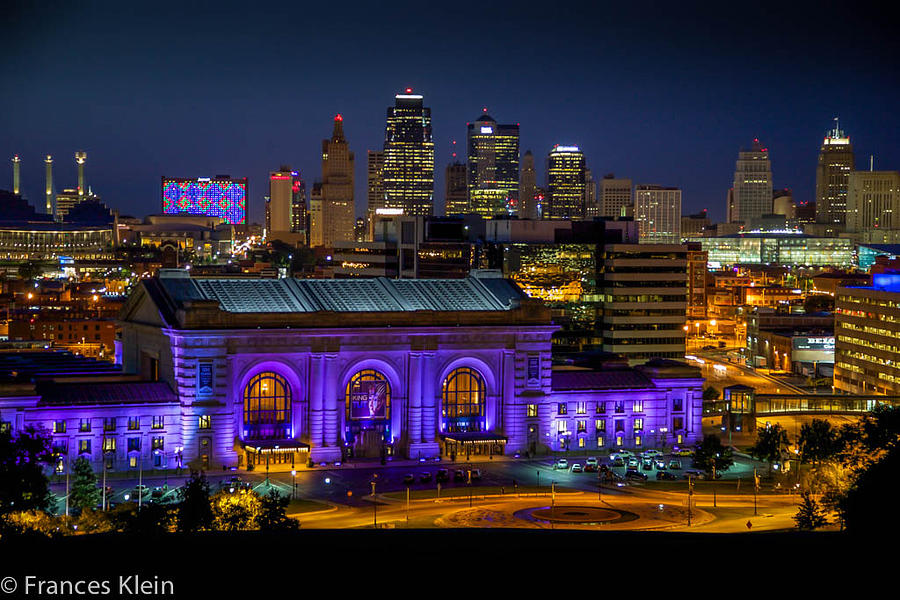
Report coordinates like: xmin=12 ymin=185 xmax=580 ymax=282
xmin=846 ymin=170 xmax=900 ymax=239
xmin=310 ymin=115 xmax=355 ymax=248
xmin=599 ymin=174 xmax=633 ymax=218
xmin=75 ymin=151 xmax=87 ymax=200
xmin=546 ymin=145 xmax=586 ymax=219
xmin=518 ymin=150 xmax=538 ymax=219
xmin=11 ymin=155 xmax=21 ymax=195
xmin=383 ymin=89 xmax=434 ymax=216
xmin=444 ymin=162 xmax=468 ymax=215
xmin=681 ymin=209 xmax=711 ymax=238
xmin=44 ymin=155 xmax=54 ymax=215
xmin=466 ymin=112 xmax=519 ymax=217
xmin=598 ymin=241 xmax=689 ymax=363
xmin=291 ymin=172 xmax=307 ymax=238
xmin=583 ymin=168 xmax=597 ymax=217
xmin=634 ymin=185 xmax=682 ymax=243
xmin=729 ymin=138 xmax=772 ymax=227
xmin=267 ymin=166 xmax=306 ymax=243
xmin=816 ymin=119 xmax=855 ymax=225
xmin=367 ymin=150 xmax=386 ymax=214
xmin=56 ymin=189 xmax=83 ymax=219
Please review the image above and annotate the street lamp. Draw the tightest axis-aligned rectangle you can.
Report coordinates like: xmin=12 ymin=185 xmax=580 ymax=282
xmin=291 ymin=469 xmax=297 ymax=499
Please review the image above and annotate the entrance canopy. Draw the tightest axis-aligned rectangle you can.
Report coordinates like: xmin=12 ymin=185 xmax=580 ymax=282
xmin=440 ymin=432 xmax=508 ymax=446
xmin=241 ymin=440 xmax=310 ymax=456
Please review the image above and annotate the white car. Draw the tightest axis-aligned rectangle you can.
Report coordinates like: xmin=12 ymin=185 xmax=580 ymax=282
xmin=554 ymin=458 xmax=569 ymax=470
xmin=571 ymin=463 xmax=583 ymax=473
xmin=585 ymin=457 xmax=598 ymax=466
xmin=641 ymin=449 xmax=663 ymax=458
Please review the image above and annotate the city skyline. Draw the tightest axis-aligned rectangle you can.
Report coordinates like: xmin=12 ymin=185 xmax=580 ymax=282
xmin=3 ymin=1 xmax=899 ymax=225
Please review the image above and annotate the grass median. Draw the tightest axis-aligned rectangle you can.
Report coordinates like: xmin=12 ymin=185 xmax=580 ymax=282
xmin=381 ymin=485 xmax=579 ymax=501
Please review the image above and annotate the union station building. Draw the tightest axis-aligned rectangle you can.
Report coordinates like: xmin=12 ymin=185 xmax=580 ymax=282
xmin=1 ymin=271 xmax=703 ymax=472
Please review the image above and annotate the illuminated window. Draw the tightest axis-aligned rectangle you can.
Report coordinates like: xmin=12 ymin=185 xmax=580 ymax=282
xmin=128 ymin=417 xmax=140 ymax=430
xmin=616 ymin=436 xmax=623 ymax=447
xmin=79 ymin=439 xmax=91 ymax=454
xmin=102 ymin=437 xmax=116 ymax=453
xmin=152 ymin=436 xmax=164 ymax=451
xmin=79 ymin=419 xmax=91 ymax=432
xmin=635 ymin=435 xmax=642 ymax=447
xmin=577 ymin=420 xmax=587 ymax=433
xmin=527 ymin=404 xmax=538 ymax=417
xmin=578 ymin=437 xmax=585 ymax=448
xmin=595 ymin=419 xmax=605 ymax=432
xmin=558 ymin=403 xmax=568 ymax=415
xmin=576 ymin=402 xmax=586 ymax=415
xmin=346 ymin=370 xmax=391 ymax=422
xmin=633 ymin=400 xmax=643 ymax=412
xmin=198 ymin=415 xmax=211 ymax=430
xmin=596 ymin=402 xmax=606 ymax=414
xmin=151 ymin=416 xmax=164 ymax=430
xmin=634 ymin=418 xmax=644 ymax=431
xmin=243 ymin=372 xmax=292 ymax=440
xmin=53 ymin=420 xmax=66 ymax=434
xmin=442 ymin=368 xmax=486 ymax=433
xmin=129 ymin=456 xmax=138 ymax=469
xmin=597 ymin=436 xmax=605 ymax=448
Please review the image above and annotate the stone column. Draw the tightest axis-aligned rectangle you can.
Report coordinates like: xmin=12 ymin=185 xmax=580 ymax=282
xmin=309 ymin=354 xmax=324 ymax=448
xmin=421 ymin=352 xmax=436 ymax=444
xmin=501 ymin=350 xmax=518 ymax=453
xmin=408 ymin=352 xmax=422 ymax=448
xmin=408 ymin=351 xmax=440 ymax=459
xmin=323 ymin=354 xmax=339 ymax=447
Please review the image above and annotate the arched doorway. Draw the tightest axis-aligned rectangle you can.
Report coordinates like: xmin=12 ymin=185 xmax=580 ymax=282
xmin=242 ymin=372 xmax=297 ymax=467
xmin=441 ymin=367 xmax=486 ymax=433
xmin=344 ymin=369 xmax=391 ymax=459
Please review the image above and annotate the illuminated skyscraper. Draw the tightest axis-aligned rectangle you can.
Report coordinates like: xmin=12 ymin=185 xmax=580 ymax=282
xmin=816 ymin=118 xmax=855 ymax=225
xmin=310 ymin=115 xmax=355 ymax=248
xmin=518 ymin=150 xmax=538 ymax=219
xmin=266 ymin=167 xmax=306 ymax=244
xmin=635 ymin=185 xmax=682 ymax=244
xmin=583 ymin=168 xmax=597 ymax=218
xmin=729 ymin=138 xmax=772 ymax=227
xmin=598 ymin=174 xmax=632 ymax=218
xmin=444 ymin=162 xmax=468 ymax=215
xmin=466 ymin=112 xmax=519 ymax=217
xmin=546 ymin=145 xmax=585 ymax=219
xmin=846 ymin=170 xmax=900 ymax=241
xmin=382 ymin=89 xmax=434 ymax=216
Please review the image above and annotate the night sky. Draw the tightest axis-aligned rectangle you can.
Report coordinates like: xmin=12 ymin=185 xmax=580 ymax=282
xmin=2 ymin=0 xmax=898 ymax=224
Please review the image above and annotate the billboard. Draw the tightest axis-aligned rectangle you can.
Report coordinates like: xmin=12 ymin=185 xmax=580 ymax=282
xmin=162 ymin=177 xmax=247 ymax=224
xmin=349 ymin=379 xmax=388 ymax=420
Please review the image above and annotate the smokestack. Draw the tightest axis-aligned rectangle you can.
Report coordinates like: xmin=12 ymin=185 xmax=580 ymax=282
xmin=870 ymin=155 xmax=874 ymax=172
xmin=75 ymin=151 xmax=87 ymax=199
xmin=44 ymin=154 xmax=54 ymax=215
xmin=11 ymin=155 xmax=20 ymax=195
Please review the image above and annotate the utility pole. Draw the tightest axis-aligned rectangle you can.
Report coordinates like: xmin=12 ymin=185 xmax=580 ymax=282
xmin=101 ymin=457 xmax=107 ymax=511
xmin=371 ymin=478 xmax=377 ymax=528
xmin=406 ymin=486 xmax=410 ymax=525
xmin=753 ymin=467 xmax=759 ymax=516
xmin=138 ymin=458 xmax=143 ymax=511
xmin=712 ymin=463 xmax=717 ymax=508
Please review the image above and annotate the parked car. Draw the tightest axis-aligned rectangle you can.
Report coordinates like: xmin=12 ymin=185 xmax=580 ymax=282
xmin=684 ymin=469 xmax=703 ymax=479
xmin=453 ymin=469 xmax=467 ymax=482
xmin=132 ymin=484 xmax=150 ymax=498
xmin=640 ymin=449 xmax=663 ymax=458
xmin=610 ymin=450 xmax=634 ymax=461
xmin=674 ymin=447 xmax=694 ymax=457
xmin=656 ymin=471 xmax=678 ymax=481
xmin=627 ymin=458 xmax=639 ymax=468
xmin=571 ymin=463 xmax=583 ymax=473
xmin=470 ymin=469 xmax=482 ymax=481
xmin=610 ymin=457 xmax=625 ymax=467
xmin=625 ymin=470 xmax=648 ymax=481
xmin=603 ymin=470 xmax=625 ymax=483
xmin=641 ymin=459 xmax=655 ymax=471
xmin=436 ymin=468 xmax=449 ymax=482
xmin=419 ymin=472 xmax=433 ymax=483
xmin=667 ymin=459 xmax=683 ymax=470
xmin=584 ymin=463 xmax=598 ymax=472
xmin=655 ymin=460 xmax=667 ymax=470
xmin=554 ymin=458 xmax=569 ymax=470
xmin=151 ymin=486 xmax=164 ymax=499
xmin=403 ymin=474 xmax=416 ymax=485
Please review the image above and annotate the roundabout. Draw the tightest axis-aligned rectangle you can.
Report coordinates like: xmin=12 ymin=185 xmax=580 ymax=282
xmin=521 ymin=505 xmax=639 ymax=525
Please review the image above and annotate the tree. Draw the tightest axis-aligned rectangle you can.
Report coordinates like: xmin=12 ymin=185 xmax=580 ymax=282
xmin=843 ymin=442 xmax=900 ymax=534
xmin=17 ymin=260 xmax=42 ymax=282
xmin=0 ymin=426 xmax=55 ymax=515
xmin=803 ymin=294 xmax=834 ymax=314
xmin=748 ymin=423 xmax=791 ymax=474
xmin=211 ymin=489 xmax=261 ymax=531
xmin=176 ymin=471 xmax=213 ymax=532
xmin=111 ymin=501 xmax=173 ymax=536
xmin=794 ymin=491 xmax=828 ymax=530
xmin=258 ymin=489 xmax=300 ymax=531
xmin=798 ymin=419 xmax=838 ymax=466
xmin=702 ymin=387 xmax=721 ymax=402
xmin=69 ymin=457 xmax=101 ymax=513
xmin=691 ymin=434 xmax=734 ymax=475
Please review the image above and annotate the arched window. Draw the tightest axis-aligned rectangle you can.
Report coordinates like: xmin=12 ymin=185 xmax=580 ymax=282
xmin=442 ymin=367 xmax=486 ymax=433
xmin=345 ymin=370 xmax=391 ymax=422
xmin=243 ymin=372 xmax=292 ymax=440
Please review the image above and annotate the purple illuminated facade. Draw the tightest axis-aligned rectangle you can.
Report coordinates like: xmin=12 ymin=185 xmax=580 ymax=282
xmin=0 ymin=273 xmax=703 ymax=472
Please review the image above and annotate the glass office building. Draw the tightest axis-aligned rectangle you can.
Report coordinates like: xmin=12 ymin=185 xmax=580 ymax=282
xmin=691 ymin=233 xmax=855 ymax=267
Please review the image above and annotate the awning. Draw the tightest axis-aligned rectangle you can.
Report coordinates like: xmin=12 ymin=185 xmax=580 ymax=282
xmin=241 ymin=440 xmax=310 ymax=454
xmin=440 ymin=432 xmax=508 ymax=445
